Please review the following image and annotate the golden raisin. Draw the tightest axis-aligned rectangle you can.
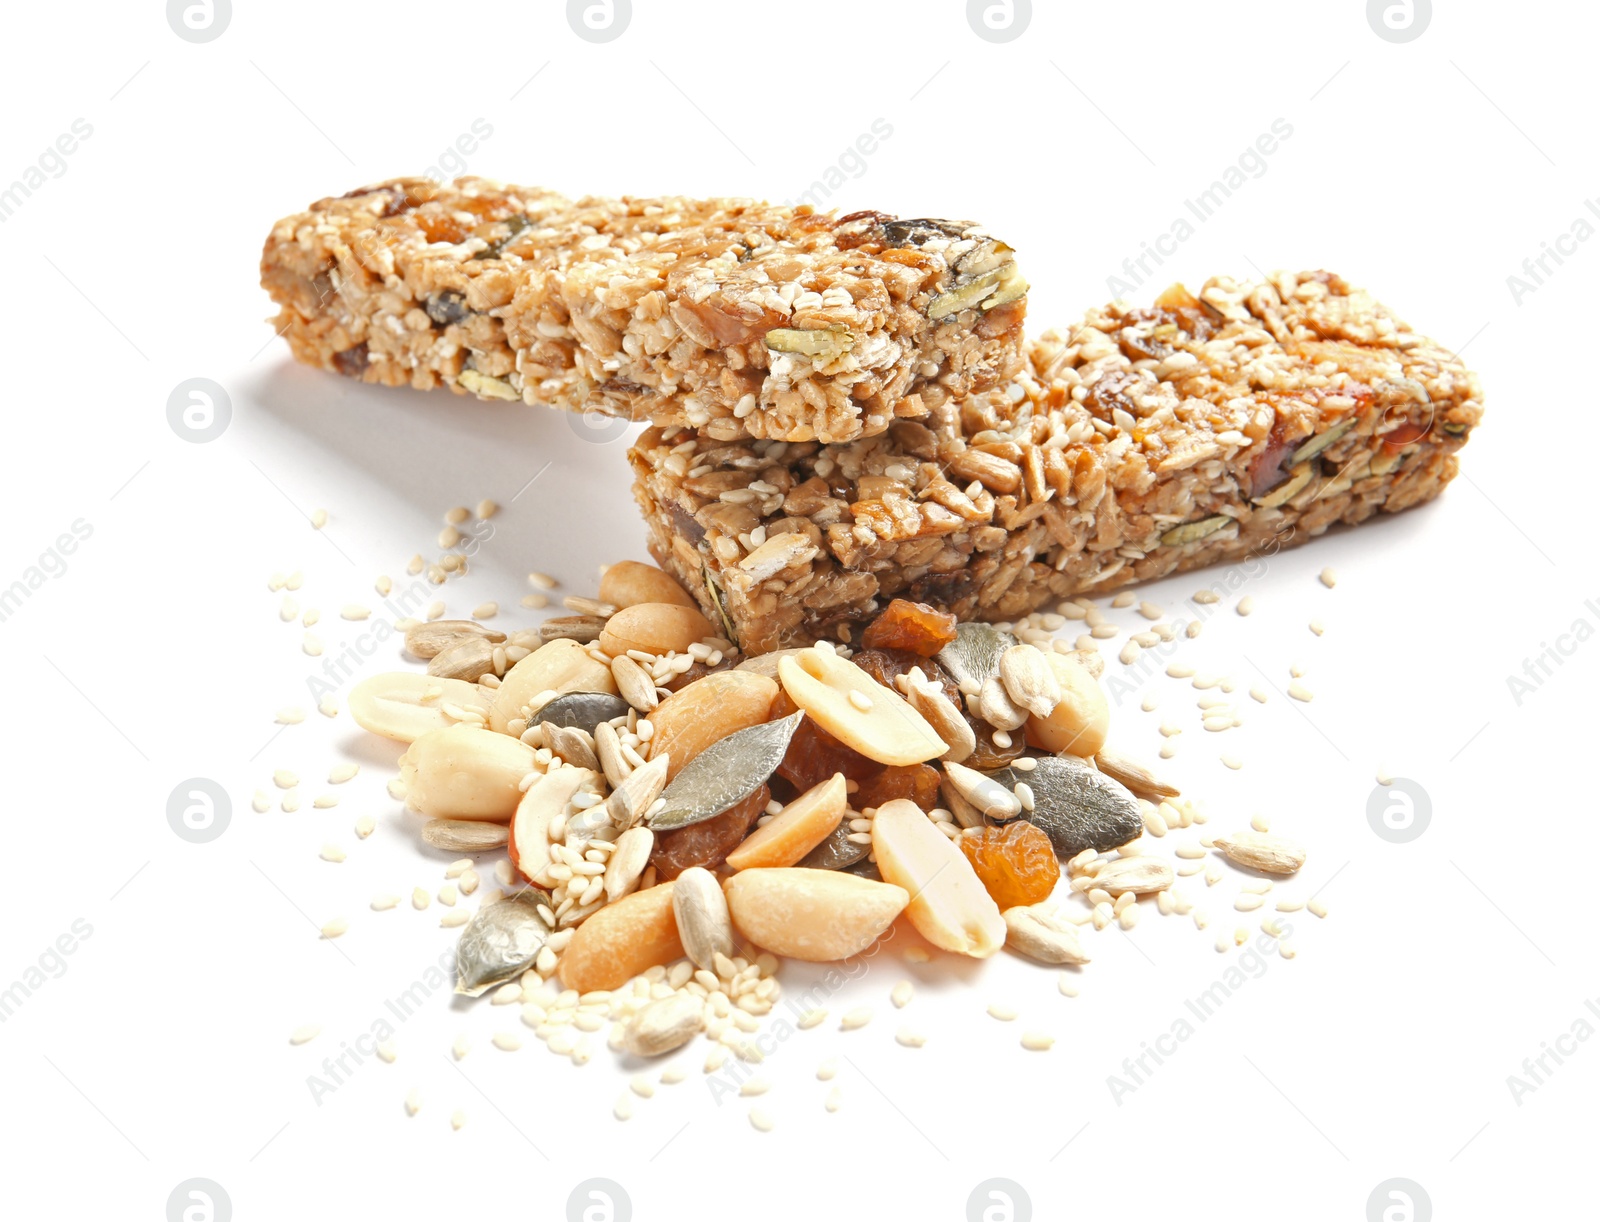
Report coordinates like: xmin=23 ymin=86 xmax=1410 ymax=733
xmin=855 ymin=764 xmax=941 ymax=814
xmin=851 ymin=648 xmax=962 ymax=706
xmin=958 ymin=821 xmax=1061 ymax=910
xmin=860 ymin=599 xmax=958 ymax=656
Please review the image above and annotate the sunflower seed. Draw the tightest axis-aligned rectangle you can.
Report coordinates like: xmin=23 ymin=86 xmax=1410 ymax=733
xmin=428 ymin=635 xmax=497 ymax=682
xmin=976 ymin=675 xmax=1028 ymax=731
xmin=672 ymin=866 xmax=734 ymax=970
xmin=453 ymin=891 xmax=553 ymax=997
xmin=985 ymin=755 xmax=1141 ymax=857
xmin=404 ymin=619 xmax=508 ymax=660
xmin=594 ymin=720 xmax=631 ymax=788
xmin=539 ymin=615 xmax=608 ymax=644
xmin=542 ymin=722 xmax=601 ymax=771
xmin=421 ymin=819 xmax=509 ymax=852
xmin=603 ymin=826 xmax=653 ymax=902
xmin=649 ymin=711 xmax=802 ymax=832
xmin=904 ymin=679 xmax=976 ymax=763
xmin=1092 ymin=857 xmax=1175 ymax=895
xmin=1214 ymin=830 xmax=1307 ymax=875
xmin=1003 ymin=905 xmax=1091 ymax=965
xmin=1092 ymin=749 xmax=1180 ymax=801
xmin=941 ymin=760 xmax=1021 ymax=820
xmin=936 ymin=622 xmax=1019 ymax=696
xmin=611 ymin=655 xmax=660 ymax=712
xmin=623 ymin=991 xmax=703 ymax=1057
xmin=998 ymin=645 xmax=1060 ymax=719
xmin=605 ymin=754 xmax=669 ymax=831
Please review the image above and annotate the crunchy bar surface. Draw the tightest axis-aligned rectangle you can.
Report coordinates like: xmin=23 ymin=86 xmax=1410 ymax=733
xmin=630 ymin=271 xmax=1483 ymax=655
xmin=260 ymin=179 xmax=1027 ymax=442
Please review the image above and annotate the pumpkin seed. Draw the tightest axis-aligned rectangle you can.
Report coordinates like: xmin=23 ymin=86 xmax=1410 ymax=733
xmin=987 ymin=755 xmax=1141 ymax=858
xmin=1252 ymin=463 xmax=1314 ymax=507
xmin=453 ymin=890 xmax=553 ymax=997
xmin=648 ymin=712 xmax=802 ymax=832
xmin=795 ymin=819 xmax=871 ymax=871
xmin=533 ymin=691 xmax=631 ymax=735
xmin=927 ymin=268 xmax=1003 ymax=320
xmin=1160 ymin=515 xmax=1236 ymax=547
xmin=1288 ymin=418 xmax=1355 ymax=465
xmin=936 ymin=622 xmax=1020 ymax=696
xmin=421 ymin=819 xmax=509 ymax=852
xmin=764 ymin=327 xmax=855 ymax=361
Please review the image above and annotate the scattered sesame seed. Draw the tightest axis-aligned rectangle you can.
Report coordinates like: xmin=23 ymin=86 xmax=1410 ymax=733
xmin=840 ymin=1007 xmax=873 ymax=1031
xmin=798 ymin=1009 xmax=828 ymax=1030
xmin=891 ymin=980 xmax=914 ymax=1009
xmin=1309 ymin=618 xmax=1326 ymax=636
xmin=1236 ymin=596 xmax=1255 ymax=616
xmin=1287 ymin=682 xmax=1314 ymax=703
xmin=451 ymin=1110 xmax=466 ymax=1130
xmin=289 ymin=1025 xmax=321 ymax=1045
xmin=824 ymin=1087 xmax=843 ymax=1112
xmin=748 ymin=1108 xmax=774 ymax=1133
xmin=1020 ymin=1031 xmax=1055 ymax=1052
xmin=320 ymin=844 xmax=346 ymax=863
xmin=311 ymin=509 xmax=328 ymax=529
xmin=1308 ymin=897 xmax=1330 ymax=918
xmin=896 ymin=1027 xmax=928 ymax=1048
xmin=313 ymin=793 xmax=339 ymax=810
xmin=987 ymin=1002 xmax=1018 ymax=1022
xmin=452 ymin=1034 xmax=471 ymax=1060
xmin=412 ymin=887 xmax=430 ymax=910
xmin=371 ymin=894 xmax=399 ymax=911
xmin=816 ymin=1058 xmax=837 ymax=1081
xmin=473 ymin=601 xmax=499 ymax=619
xmin=1221 ymin=754 xmax=1243 ymax=770
xmin=320 ymin=917 xmax=348 ymax=939
xmin=405 ymin=1089 xmax=422 ymax=1116
xmin=275 ymin=706 xmax=306 ymax=725
xmin=1319 ymin=567 xmax=1337 ymax=588
xmin=1057 ymin=975 xmax=1078 ymax=998
xmin=527 ymin=571 xmax=558 ymax=590
xmin=613 ymin=1094 xmax=634 ymax=1122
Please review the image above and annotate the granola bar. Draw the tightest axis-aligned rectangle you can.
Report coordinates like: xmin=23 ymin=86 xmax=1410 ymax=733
xmin=630 ymin=271 xmax=1483 ymax=654
xmin=260 ymin=179 xmax=1027 ymax=442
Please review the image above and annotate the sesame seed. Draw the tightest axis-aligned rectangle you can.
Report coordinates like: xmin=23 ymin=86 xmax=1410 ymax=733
xmin=613 ymin=1094 xmax=634 ymax=1122
xmin=847 ymin=690 xmax=873 ymax=712
xmin=329 ymin=763 xmax=359 ymax=784
xmin=527 ymin=571 xmax=558 ymax=590
xmin=896 ymin=1027 xmax=928 ymax=1048
xmin=405 ymin=1089 xmax=422 ymax=1116
xmin=1236 ymin=597 xmax=1255 ymax=616
xmin=476 ymin=499 xmax=498 ymax=520
xmin=797 ymin=1009 xmax=827 ymax=1030
xmin=987 ymin=1002 xmax=1018 ymax=1022
xmin=738 ymin=1077 xmax=769 ymax=1097
xmin=371 ymin=894 xmax=399 ymax=911
xmin=411 ymin=887 xmax=430 ymax=910
xmin=816 ymin=1058 xmax=838 ymax=1081
xmin=1319 ymin=567 xmax=1337 ymax=588
xmin=1057 ymin=975 xmax=1078 ymax=998
xmin=824 ymin=1087 xmax=843 ymax=1112
xmin=891 ymin=980 xmax=914 ymax=1009
xmin=748 ymin=1108 xmax=774 ymax=1132
xmin=840 ymin=1007 xmax=873 ymax=1031
xmin=311 ymin=509 xmax=328 ymax=529
xmin=1308 ymin=897 xmax=1330 ymax=918
xmin=289 ymin=1025 xmax=321 ymax=1045
xmin=319 ymin=844 xmax=346 ymax=863
xmin=492 ymin=1032 xmax=522 ymax=1052
xmin=1221 ymin=754 xmax=1243 ymax=770
xmin=1309 ymin=618 xmax=1325 ymax=636
xmin=473 ymin=601 xmax=499 ymax=619
xmin=1234 ymin=894 xmax=1265 ymax=912
xmin=1020 ymin=1031 xmax=1055 ymax=1052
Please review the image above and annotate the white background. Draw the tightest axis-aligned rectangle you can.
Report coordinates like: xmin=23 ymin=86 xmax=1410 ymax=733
xmin=0 ymin=2 xmax=1591 ymax=1219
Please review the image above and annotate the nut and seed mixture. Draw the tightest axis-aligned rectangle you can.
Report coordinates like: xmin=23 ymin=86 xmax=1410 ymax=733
xmin=261 ymin=178 xmax=1027 ymax=443
xmin=629 ymin=271 xmax=1482 ymax=653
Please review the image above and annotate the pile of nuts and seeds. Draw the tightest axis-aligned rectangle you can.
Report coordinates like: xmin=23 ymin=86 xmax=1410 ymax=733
xmin=270 ymin=506 xmax=1328 ymax=1129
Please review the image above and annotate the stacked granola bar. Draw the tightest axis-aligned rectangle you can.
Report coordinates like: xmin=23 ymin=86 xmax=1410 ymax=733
xmin=631 ymin=272 xmax=1482 ymax=653
xmin=260 ymin=182 xmax=1482 ymax=655
xmin=261 ymin=179 xmax=1027 ymax=443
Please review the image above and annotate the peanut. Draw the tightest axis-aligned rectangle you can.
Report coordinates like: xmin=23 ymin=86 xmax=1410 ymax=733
xmin=598 ymin=602 xmax=716 ymax=657
xmin=598 ymin=560 xmax=697 ymax=611
xmin=349 ymin=672 xmax=491 ymax=742
xmin=399 ymin=725 xmax=537 ymax=821
xmin=647 ymin=670 xmax=777 ymax=781
xmin=723 ymin=869 xmax=909 ymax=961
xmin=490 ymin=638 xmax=615 ymax=733
xmin=725 ymin=774 xmax=847 ymax=871
xmin=558 ymin=882 xmax=683 ymax=993
xmin=777 ymin=648 xmax=946 ymax=767
xmin=1024 ymin=651 xmax=1110 ymax=757
xmin=871 ymin=799 xmax=1005 ymax=958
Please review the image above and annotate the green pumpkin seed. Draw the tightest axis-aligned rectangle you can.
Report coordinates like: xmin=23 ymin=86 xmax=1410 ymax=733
xmin=453 ymin=889 xmax=552 ymax=997
xmin=1160 ymin=515 xmax=1236 ymax=547
xmin=987 ymin=755 xmax=1141 ymax=858
xmin=936 ymin=621 xmax=1020 ymax=697
xmin=795 ymin=819 xmax=871 ymax=871
xmin=1287 ymin=418 xmax=1355 ymax=466
xmin=648 ymin=712 xmax=803 ymax=832
xmin=534 ymin=691 xmax=629 ymax=735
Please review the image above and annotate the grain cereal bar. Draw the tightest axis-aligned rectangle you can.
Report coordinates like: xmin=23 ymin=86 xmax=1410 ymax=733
xmin=260 ymin=178 xmax=1028 ymax=443
xmin=629 ymin=271 xmax=1482 ymax=653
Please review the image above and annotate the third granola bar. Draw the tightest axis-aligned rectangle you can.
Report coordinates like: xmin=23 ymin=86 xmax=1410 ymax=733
xmin=630 ymin=271 xmax=1482 ymax=654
